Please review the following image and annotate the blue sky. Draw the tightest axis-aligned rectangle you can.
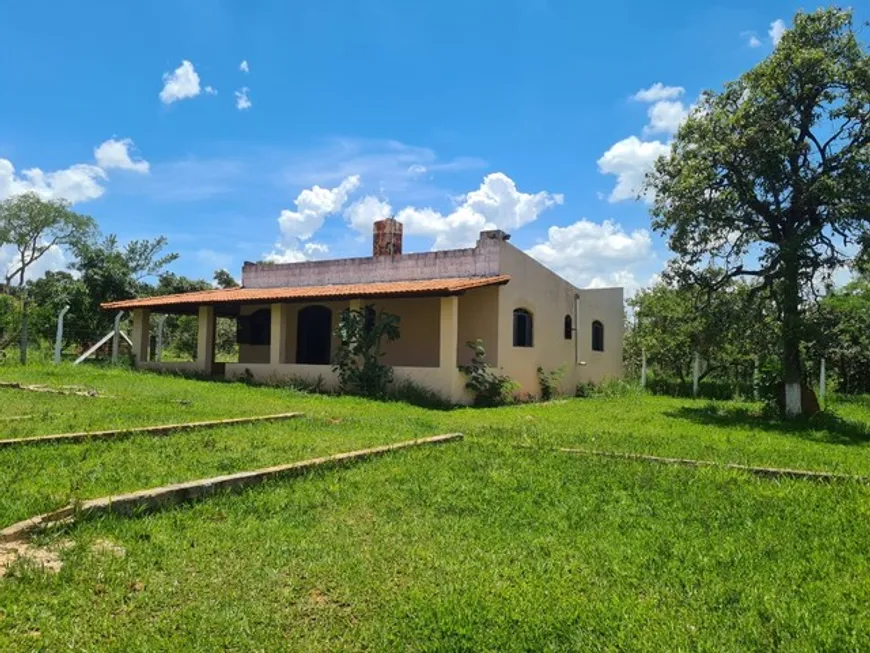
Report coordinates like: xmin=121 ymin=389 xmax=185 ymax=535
xmin=1 ymin=0 xmax=859 ymax=294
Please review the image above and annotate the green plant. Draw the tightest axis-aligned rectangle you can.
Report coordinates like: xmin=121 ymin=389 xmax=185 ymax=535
xmin=333 ymin=305 xmax=400 ymax=398
xmin=388 ymin=379 xmax=453 ymax=410
xmin=460 ymin=339 xmax=517 ymax=407
xmin=537 ymin=366 xmax=564 ymax=401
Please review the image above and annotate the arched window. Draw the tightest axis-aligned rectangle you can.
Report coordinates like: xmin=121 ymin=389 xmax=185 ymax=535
xmin=591 ymin=320 xmax=604 ymax=352
xmin=564 ymin=314 xmax=573 ymax=340
xmin=513 ymin=308 xmax=533 ymax=347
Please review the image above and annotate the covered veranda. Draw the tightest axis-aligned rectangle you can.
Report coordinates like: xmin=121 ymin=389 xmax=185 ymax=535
xmin=101 ymin=276 xmax=509 ymax=404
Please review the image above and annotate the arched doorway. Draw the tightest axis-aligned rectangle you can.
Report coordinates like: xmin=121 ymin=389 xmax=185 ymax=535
xmin=296 ymin=305 xmax=333 ymax=365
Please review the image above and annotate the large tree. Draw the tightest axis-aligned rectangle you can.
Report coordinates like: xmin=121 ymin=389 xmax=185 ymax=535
xmin=0 ymin=192 xmax=96 ymax=363
xmin=646 ymin=8 xmax=870 ymax=417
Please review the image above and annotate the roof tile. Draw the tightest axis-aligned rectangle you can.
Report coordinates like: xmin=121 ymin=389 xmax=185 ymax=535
xmin=101 ymin=276 xmax=511 ymax=311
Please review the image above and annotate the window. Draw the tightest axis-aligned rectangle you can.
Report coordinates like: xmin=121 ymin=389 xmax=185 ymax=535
xmin=591 ymin=320 xmax=604 ymax=352
xmin=513 ymin=308 xmax=533 ymax=347
xmin=296 ymin=305 xmax=333 ymax=365
xmin=564 ymin=314 xmax=573 ymax=340
xmin=237 ymin=308 xmax=271 ymax=346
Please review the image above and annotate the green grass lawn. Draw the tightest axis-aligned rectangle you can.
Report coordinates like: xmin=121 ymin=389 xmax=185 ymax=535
xmin=1 ymin=365 xmax=870 ymax=650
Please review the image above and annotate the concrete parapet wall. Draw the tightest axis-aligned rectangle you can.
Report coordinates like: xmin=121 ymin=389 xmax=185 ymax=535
xmin=243 ymin=237 xmax=502 ymax=289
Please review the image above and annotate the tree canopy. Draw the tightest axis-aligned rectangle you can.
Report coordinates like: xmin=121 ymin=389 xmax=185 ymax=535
xmin=645 ymin=8 xmax=870 ymax=416
xmin=0 ymin=192 xmax=96 ymax=289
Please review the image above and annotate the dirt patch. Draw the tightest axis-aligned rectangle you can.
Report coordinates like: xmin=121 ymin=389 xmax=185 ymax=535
xmin=0 ymin=540 xmax=72 ymax=577
xmin=309 ymin=589 xmax=331 ymax=605
xmin=91 ymin=538 xmax=126 ymax=558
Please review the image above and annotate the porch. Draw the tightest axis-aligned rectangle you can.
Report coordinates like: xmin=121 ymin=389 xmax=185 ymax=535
xmin=106 ymin=276 xmax=509 ymax=405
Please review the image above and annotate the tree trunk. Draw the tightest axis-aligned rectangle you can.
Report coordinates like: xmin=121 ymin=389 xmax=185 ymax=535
xmin=781 ymin=253 xmax=803 ymax=418
xmin=18 ymin=264 xmax=27 ymax=366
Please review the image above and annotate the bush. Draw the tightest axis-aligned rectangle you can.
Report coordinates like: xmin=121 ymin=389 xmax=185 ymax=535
xmin=333 ymin=305 xmax=400 ymax=398
xmin=460 ymin=340 xmax=517 ymax=407
xmin=537 ymin=366 xmax=565 ymax=401
xmin=388 ymin=379 xmax=454 ymax=410
xmin=576 ymin=378 xmax=644 ymax=399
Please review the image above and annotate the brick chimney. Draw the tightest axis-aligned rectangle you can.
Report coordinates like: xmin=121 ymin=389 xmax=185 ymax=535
xmin=373 ymin=218 xmax=403 ymax=256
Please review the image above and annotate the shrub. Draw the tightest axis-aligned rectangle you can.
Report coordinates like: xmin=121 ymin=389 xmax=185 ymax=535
xmin=576 ymin=378 xmax=644 ymax=399
xmin=333 ymin=305 xmax=400 ymax=398
xmin=388 ymin=379 xmax=453 ymax=410
xmin=537 ymin=366 xmax=565 ymax=401
xmin=460 ymin=340 xmax=517 ymax=407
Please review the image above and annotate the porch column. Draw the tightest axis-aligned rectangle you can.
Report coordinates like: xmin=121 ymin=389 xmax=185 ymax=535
xmin=197 ymin=305 xmax=216 ymax=372
xmin=131 ymin=308 xmax=151 ymax=365
xmin=439 ymin=296 xmax=459 ymax=371
xmin=270 ymin=303 xmax=290 ymax=365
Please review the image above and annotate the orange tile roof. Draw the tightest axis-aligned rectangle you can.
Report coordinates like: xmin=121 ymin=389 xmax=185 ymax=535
xmin=101 ymin=275 xmax=511 ymax=311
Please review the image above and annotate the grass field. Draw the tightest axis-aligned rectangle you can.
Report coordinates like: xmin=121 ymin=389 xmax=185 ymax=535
xmin=1 ymin=365 xmax=870 ymax=651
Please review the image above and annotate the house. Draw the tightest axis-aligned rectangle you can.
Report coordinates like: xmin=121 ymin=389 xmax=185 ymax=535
xmin=102 ymin=218 xmax=623 ymax=403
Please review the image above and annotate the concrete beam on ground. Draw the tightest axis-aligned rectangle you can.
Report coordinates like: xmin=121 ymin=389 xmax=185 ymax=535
xmin=0 ymin=433 xmax=464 ymax=543
xmin=0 ymin=412 xmax=304 ymax=449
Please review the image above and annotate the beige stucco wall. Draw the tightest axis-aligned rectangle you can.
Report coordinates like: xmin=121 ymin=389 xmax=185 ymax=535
xmin=367 ymin=297 xmax=440 ymax=368
xmin=494 ymin=241 xmax=624 ymax=397
xmin=573 ymin=287 xmax=624 ymax=383
xmin=457 ymin=286 xmax=500 ymax=367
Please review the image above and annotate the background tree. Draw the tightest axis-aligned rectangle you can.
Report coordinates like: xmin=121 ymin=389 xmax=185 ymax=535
xmin=627 ymin=274 xmax=777 ymax=394
xmin=0 ymin=192 xmax=96 ymax=363
xmin=807 ymin=273 xmax=870 ymax=395
xmin=213 ymin=269 xmax=239 ymax=289
xmin=646 ymin=8 xmax=870 ymax=417
xmin=154 ymin=273 xmax=236 ymax=361
xmin=69 ymin=235 xmax=178 ymax=343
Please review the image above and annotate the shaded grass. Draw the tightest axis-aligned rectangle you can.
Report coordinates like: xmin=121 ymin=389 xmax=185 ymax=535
xmin=3 ymin=442 xmax=870 ymax=651
xmin=667 ymin=403 xmax=870 ymax=445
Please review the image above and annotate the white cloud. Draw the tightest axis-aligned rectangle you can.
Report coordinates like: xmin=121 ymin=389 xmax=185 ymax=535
xmin=769 ymin=19 xmax=786 ymax=46
xmin=235 ymin=87 xmax=252 ymax=111
xmin=0 ymin=243 xmax=69 ymax=283
xmin=278 ymin=175 xmax=361 ymax=241
xmin=239 ymin=60 xmax=250 ymax=73
xmin=632 ymin=83 xmax=684 ymax=103
xmin=597 ymin=136 xmax=670 ymax=203
xmin=644 ymin=100 xmax=689 ymax=135
xmin=345 ymin=196 xmax=392 ymax=233
xmin=0 ymin=158 xmax=107 ymax=203
xmin=204 ymin=85 xmax=217 ymax=95
xmin=279 ymin=138 xmax=487 ymax=204
xmin=94 ymin=138 xmax=150 ymax=174
xmin=159 ymin=60 xmax=202 ymax=104
xmin=526 ymin=219 xmax=654 ymax=293
xmin=740 ymin=31 xmax=762 ymax=48
xmin=393 ymin=172 xmax=563 ymax=250
xmin=265 ymin=241 xmax=329 ymax=264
